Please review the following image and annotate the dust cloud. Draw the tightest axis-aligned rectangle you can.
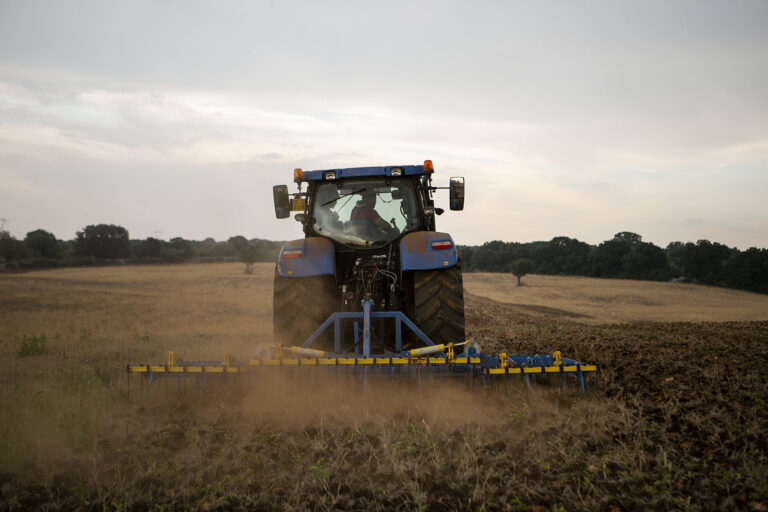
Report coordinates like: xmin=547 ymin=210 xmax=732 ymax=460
xmin=134 ymin=368 xmax=600 ymax=433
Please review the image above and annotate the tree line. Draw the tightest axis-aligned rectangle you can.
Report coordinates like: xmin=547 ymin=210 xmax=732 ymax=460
xmin=0 ymin=224 xmax=282 ymax=271
xmin=458 ymin=231 xmax=768 ymax=294
xmin=2 ymin=226 xmax=766 ymax=294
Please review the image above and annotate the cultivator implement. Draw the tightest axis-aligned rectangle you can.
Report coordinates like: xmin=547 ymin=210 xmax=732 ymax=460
xmin=126 ymin=299 xmax=597 ymax=398
xmin=127 ymin=347 xmax=596 ymax=397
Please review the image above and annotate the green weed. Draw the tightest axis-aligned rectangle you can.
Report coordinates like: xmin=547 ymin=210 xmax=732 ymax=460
xmin=16 ymin=334 xmax=46 ymax=357
xmin=309 ymin=457 xmax=330 ymax=482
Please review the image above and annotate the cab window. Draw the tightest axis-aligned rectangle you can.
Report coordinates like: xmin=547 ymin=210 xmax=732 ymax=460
xmin=311 ymin=178 xmax=419 ymax=246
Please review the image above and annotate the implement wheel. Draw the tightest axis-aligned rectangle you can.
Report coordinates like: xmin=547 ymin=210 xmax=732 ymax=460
xmin=273 ymin=269 xmax=337 ymax=349
xmin=408 ymin=263 xmax=465 ymax=346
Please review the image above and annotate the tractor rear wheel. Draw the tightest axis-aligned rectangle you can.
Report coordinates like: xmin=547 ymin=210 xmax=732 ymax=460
xmin=408 ymin=263 xmax=465 ymax=346
xmin=273 ymin=270 xmax=337 ymax=349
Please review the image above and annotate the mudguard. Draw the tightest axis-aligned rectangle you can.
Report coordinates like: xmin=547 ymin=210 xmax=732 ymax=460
xmin=277 ymin=237 xmax=336 ymax=277
xmin=399 ymin=231 xmax=458 ymax=271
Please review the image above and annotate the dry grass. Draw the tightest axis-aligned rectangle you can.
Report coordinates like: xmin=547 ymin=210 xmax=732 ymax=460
xmin=464 ymin=272 xmax=768 ymax=324
xmin=0 ymin=263 xmax=274 ymax=362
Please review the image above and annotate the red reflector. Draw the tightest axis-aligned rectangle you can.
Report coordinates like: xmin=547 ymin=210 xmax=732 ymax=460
xmin=431 ymin=240 xmax=452 ymax=250
xmin=282 ymin=249 xmax=303 ymax=259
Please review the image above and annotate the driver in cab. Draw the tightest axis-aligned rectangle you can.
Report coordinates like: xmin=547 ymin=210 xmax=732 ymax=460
xmin=350 ymin=190 xmax=397 ymax=234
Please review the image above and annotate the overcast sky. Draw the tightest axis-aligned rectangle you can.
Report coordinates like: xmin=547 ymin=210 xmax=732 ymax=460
xmin=1 ymin=0 xmax=766 ymax=248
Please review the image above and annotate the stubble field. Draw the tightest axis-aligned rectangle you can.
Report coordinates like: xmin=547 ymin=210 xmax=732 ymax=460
xmin=0 ymin=263 xmax=767 ymax=511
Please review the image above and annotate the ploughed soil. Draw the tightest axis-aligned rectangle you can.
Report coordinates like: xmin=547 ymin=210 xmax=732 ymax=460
xmin=2 ymin=293 xmax=768 ymax=511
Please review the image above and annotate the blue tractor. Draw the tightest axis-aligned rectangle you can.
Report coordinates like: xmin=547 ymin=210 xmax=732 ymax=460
xmin=272 ymin=160 xmax=466 ymax=354
xmin=126 ymin=167 xmax=597 ymax=393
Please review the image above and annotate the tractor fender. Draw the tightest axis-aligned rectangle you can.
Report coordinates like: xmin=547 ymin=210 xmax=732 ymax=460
xmin=277 ymin=237 xmax=336 ymax=277
xmin=399 ymin=231 xmax=458 ymax=271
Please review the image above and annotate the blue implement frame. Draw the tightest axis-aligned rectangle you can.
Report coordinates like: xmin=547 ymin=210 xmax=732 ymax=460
xmin=300 ymin=299 xmax=433 ymax=357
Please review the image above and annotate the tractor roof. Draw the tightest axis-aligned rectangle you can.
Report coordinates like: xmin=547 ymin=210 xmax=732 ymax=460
xmin=296 ymin=163 xmax=433 ymax=182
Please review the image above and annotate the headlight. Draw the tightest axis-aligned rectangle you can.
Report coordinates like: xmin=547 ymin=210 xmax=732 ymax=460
xmin=323 ymin=171 xmax=336 ymax=180
xmin=390 ymin=167 xmax=403 ymax=177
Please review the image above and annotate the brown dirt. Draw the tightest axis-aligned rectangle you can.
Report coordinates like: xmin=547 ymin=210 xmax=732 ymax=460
xmin=0 ymin=263 xmax=767 ymax=510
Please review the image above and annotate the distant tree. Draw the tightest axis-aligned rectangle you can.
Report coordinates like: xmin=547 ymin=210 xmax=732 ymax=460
xmin=508 ymin=258 xmax=535 ymax=286
xmin=590 ymin=239 xmax=631 ymax=277
xmin=250 ymin=239 xmax=282 ymax=262
xmin=532 ymin=236 xmax=591 ymax=275
xmin=228 ymin=236 xmax=248 ymax=252
xmin=613 ymin=231 xmax=643 ymax=245
xmin=75 ymin=224 xmax=130 ymax=259
xmin=199 ymin=237 xmax=218 ymax=257
xmin=24 ymin=229 xmax=60 ymax=258
xmin=169 ymin=237 xmax=189 ymax=250
xmin=472 ymin=240 xmax=507 ymax=272
xmin=471 ymin=240 xmax=528 ymax=272
xmin=666 ymin=241 xmax=686 ymax=277
xmin=166 ymin=237 xmax=192 ymax=260
xmin=0 ymin=230 xmax=26 ymax=261
xmin=678 ymin=240 xmax=733 ymax=284
xmin=622 ymin=241 xmax=671 ymax=281
xmin=238 ymin=244 xmax=258 ymax=274
xmin=140 ymin=237 xmax=163 ymax=258
xmin=721 ymin=248 xmax=768 ymax=293
xmin=58 ymin=239 xmax=76 ymax=259
xmin=457 ymin=245 xmax=474 ymax=270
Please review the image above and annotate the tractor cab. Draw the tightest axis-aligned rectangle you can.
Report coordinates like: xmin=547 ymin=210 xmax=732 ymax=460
xmin=273 ymin=161 xmax=465 ymax=250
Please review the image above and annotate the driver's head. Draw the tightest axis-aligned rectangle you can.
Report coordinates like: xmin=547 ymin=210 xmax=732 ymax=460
xmin=362 ymin=191 xmax=377 ymax=207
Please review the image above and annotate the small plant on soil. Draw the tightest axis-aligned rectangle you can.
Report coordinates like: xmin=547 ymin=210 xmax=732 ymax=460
xmin=16 ymin=334 xmax=46 ymax=357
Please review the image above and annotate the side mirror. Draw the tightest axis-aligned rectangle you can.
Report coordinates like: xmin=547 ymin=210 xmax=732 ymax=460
xmin=273 ymin=185 xmax=290 ymax=219
xmin=449 ymin=177 xmax=465 ymax=211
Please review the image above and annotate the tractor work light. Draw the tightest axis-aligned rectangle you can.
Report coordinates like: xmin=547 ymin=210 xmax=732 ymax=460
xmin=390 ymin=167 xmax=403 ymax=177
xmin=423 ymin=160 xmax=434 ymax=172
xmin=323 ymin=171 xmax=337 ymax=180
xmin=431 ymin=240 xmax=453 ymax=250
xmin=281 ymin=248 xmax=303 ymax=259
xmin=293 ymin=168 xmax=304 ymax=183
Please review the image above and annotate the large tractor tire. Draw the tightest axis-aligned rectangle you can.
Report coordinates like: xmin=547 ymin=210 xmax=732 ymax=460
xmin=273 ymin=270 xmax=337 ymax=349
xmin=408 ymin=263 xmax=465 ymax=346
